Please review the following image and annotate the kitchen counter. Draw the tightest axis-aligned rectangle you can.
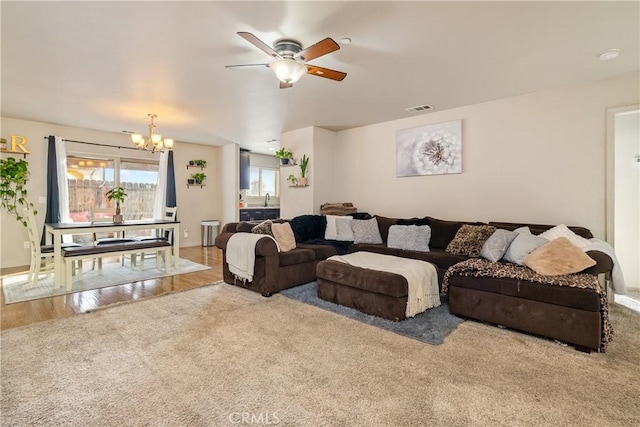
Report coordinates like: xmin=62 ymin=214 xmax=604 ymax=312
xmin=239 ymin=206 xmax=281 ymax=221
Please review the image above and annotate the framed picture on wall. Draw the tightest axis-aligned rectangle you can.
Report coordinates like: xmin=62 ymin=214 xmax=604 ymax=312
xmin=396 ymin=119 xmax=462 ymax=177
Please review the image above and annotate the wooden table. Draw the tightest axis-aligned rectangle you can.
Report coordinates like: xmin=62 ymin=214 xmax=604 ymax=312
xmin=45 ymin=220 xmax=180 ymax=289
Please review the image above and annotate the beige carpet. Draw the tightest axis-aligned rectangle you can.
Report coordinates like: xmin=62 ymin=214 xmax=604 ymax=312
xmin=1 ymin=283 xmax=639 ymax=426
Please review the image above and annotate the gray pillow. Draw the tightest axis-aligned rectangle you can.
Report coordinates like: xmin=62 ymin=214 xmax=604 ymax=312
xmin=481 ymin=229 xmax=518 ymax=262
xmin=502 ymin=227 xmax=548 ymax=265
xmin=387 ymin=225 xmax=431 ymax=252
xmin=351 ymin=218 xmax=383 ymax=244
xmin=335 ymin=217 xmax=354 ymax=241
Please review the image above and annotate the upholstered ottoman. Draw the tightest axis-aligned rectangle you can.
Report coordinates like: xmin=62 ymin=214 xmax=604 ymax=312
xmin=316 ymin=253 xmax=439 ymax=321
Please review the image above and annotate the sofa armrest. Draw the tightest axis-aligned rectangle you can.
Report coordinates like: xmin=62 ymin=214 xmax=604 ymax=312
xmin=583 ymin=250 xmax=614 ymax=276
xmin=215 ymin=232 xmax=279 ymax=256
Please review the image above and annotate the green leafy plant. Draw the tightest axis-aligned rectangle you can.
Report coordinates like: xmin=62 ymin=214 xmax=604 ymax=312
xmin=192 ymin=172 xmax=206 ymax=184
xmin=0 ymin=157 xmax=34 ymax=227
xmin=194 ymin=159 xmax=207 ymax=168
xmin=105 ymin=186 xmax=128 ymax=215
xmin=286 ymin=174 xmax=298 ymax=186
xmin=299 ymin=154 xmax=310 ymax=178
xmin=274 ymin=148 xmax=293 ymax=160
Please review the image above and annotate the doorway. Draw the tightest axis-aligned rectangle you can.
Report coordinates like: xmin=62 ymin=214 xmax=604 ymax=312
xmin=606 ymin=105 xmax=640 ymax=291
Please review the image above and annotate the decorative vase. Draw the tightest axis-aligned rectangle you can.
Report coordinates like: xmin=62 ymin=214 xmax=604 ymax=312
xmin=299 ymin=177 xmax=308 ymax=186
xmin=113 ymin=203 xmax=123 ymax=223
xmin=188 ymin=179 xmax=195 ymax=184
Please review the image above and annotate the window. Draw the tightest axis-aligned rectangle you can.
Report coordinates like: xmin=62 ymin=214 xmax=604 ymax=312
xmin=66 ymin=155 xmax=159 ymax=223
xmin=248 ymin=166 xmax=279 ymax=197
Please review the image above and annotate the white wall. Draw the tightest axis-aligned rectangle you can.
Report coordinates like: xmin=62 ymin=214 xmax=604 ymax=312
xmin=614 ymin=110 xmax=640 ymax=288
xmin=220 ymin=143 xmax=239 ymax=227
xmin=333 ymin=73 xmax=640 ymax=238
xmin=279 ymin=127 xmax=314 ymax=219
xmin=313 ymin=128 xmax=337 ymax=212
xmin=0 ymin=116 xmax=222 ymax=268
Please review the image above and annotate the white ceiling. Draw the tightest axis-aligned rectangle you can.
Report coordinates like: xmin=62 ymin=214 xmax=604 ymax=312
xmin=2 ymin=1 xmax=638 ymax=154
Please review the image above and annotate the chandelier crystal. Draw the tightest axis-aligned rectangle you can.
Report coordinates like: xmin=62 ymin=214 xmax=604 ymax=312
xmin=131 ymin=113 xmax=173 ymax=153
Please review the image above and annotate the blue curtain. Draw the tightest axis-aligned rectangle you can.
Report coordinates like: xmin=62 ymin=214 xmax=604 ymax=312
xmin=165 ymin=151 xmax=177 ymax=208
xmin=41 ymin=136 xmax=60 ymax=245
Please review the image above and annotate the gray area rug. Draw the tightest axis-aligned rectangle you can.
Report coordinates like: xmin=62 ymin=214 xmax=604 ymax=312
xmin=3 ymin=283 xmax=638 ymax=426
xmin=280 ymin=281 xmax=464 ymax=345
xmin=1 ymin=258 xmax=211 ymax=304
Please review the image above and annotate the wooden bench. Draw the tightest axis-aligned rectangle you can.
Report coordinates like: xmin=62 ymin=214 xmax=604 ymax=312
xmin=62 ymin=240 xmax=171 ymax=290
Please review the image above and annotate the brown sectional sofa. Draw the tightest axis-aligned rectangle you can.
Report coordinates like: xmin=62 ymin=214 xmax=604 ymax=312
xmin=215 ymin=214 xmax=614 ymax=351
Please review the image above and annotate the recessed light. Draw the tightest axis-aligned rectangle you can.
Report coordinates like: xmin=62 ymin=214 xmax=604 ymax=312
xmin=598 ymin=48 xmax=620 ymax=61
xmin=339 ymin=38 xmax=352 ymax=45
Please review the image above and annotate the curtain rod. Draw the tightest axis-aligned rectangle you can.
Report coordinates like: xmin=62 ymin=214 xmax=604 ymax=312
xmin=42 ymin=136 xmax=160 ymax=153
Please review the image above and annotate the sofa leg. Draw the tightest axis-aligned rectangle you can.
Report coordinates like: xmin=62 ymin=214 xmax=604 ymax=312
xmin=574 ymin=345 xmax=592 ymax=354
xmin=261 ymin=292 xmax=272 ymax=297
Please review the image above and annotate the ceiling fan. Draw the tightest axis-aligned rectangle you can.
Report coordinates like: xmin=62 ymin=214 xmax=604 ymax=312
xmin=226 ymin=32 xmax=347 ymax=89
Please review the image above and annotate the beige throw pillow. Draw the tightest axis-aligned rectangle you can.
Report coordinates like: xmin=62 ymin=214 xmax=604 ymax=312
xmin=524 ymin=237 xmax=596 ymax=276
xmin=271 ymin=222 xmax=297 ymax=252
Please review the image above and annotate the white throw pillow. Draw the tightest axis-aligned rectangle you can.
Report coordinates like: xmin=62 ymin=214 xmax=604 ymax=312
xmin=324 ymin=215 xmax=340 ymax=240
xmin=538 ymin=224 xmax=591 ymax=249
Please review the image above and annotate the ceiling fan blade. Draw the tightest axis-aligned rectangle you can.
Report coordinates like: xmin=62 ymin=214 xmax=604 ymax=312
xmin=237 ymin=32 xmax=282 ymax=59
xmin=306 ymin=65 xmax=347 ymax=81
xmin=295 ymin=37 xmax=340 ymax=62
xmin=225 ymin=64 xmax=269 ymax=69
xmin=280 ymin=81 xmax=293 ymax=89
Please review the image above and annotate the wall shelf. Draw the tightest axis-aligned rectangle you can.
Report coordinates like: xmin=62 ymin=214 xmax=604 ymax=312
xmin=187 ymin=183 xmax=206 ymax=188
xmin=288 ymin=184 xmax=309 ymax=188
xmin=186 ymin=165 xmax=205 ymax=170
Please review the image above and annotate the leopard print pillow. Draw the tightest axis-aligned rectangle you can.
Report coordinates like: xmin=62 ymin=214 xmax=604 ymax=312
xmin=446 ymin=224 xmax=496 ymax=257
xmin=251 ymin=220 xmax=274 ymax=237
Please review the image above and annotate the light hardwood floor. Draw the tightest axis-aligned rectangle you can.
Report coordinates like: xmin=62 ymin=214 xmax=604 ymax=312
xmin=0 ymin=246 xmax=224 ymax=331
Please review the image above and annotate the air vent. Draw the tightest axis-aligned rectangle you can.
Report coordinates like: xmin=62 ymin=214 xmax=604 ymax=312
xmin=405 ymin=104 xmax=433 ymax=113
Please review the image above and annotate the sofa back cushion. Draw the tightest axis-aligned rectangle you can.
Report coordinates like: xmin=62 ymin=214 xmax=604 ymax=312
xmin=374 ymin=216 xmax=399 ymax=243
xmin=290 ymin=215 xmax=327 ymax=243
xmin=488 ymin=221 xmax=593 ymax=239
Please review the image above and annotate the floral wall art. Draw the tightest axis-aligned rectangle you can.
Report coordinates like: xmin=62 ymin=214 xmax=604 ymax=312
xmin=396 ymin=120 xmax=462 ymax=177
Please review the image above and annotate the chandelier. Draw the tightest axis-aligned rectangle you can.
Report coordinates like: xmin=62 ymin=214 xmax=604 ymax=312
xmin=131 ymin=113 xmax=174 ymax=153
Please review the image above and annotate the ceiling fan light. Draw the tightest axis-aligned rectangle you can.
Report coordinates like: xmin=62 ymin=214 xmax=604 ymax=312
xmin=269 ymin=59 xmax=307 ymax=83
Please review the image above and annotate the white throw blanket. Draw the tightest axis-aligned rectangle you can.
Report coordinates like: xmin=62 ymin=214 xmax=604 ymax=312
xmin=328 ymin=252 xmax=440 ymax=317
xmin=585 ymin=238 xmax=626 ymax=295
xmin=226 ymin=233 xmax=279 ymax=282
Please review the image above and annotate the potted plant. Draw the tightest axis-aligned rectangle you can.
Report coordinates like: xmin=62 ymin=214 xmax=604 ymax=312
xmin=194 ymin=159 xmax=207 ymax=168
xmin=187 ymin=178 xmax=195 ymax=185
xmin=298 ymin=154 xmax=309 ymax=186
xmin=105 ymin=186 xmax=127 ymax=223
xmin=0 ymin=157 xmax=34 ymax=227
xmin=274 ymin=148 xmax=294 ymax=165
xmin=192 ymin=172 xmax=206 ymax=184
xmin=286 ymin=174 xmax=298 ymax=186
xmin=189 ymin=160 xmax=195 ymax=166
